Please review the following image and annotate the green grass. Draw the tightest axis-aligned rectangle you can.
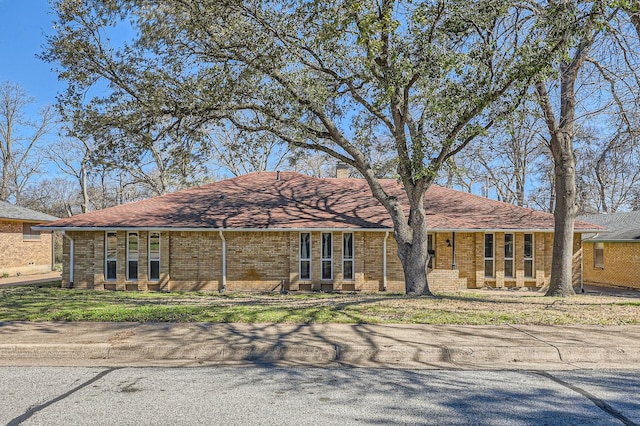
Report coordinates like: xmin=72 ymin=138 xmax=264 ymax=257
xmin=0 ymin=284 xmax=637 ymax=325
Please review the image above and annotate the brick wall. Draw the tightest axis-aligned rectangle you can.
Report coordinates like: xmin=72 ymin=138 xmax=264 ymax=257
xmin=289 ymin=231 xmax=394 ymax=292
xmin=69 ymin=231 xmax=96 ymax=289
xmin=0 ymin=219 xmax=53 ymax=276
xmin=452 ymin=232 xmax=476 ymax=287
xmin=583 ymin=241 xmax=640 ymax=289
xmin=364 ymin=231 xmax=466 ymax=293
xmin=61 ymin=229 xmax=571 ymax=293
xmin=63 ymin=230 xmax=190 ymax=291
xmin=226 ymin=231 xmax=289 ymax=291
xmin=169 ymin=231 xmax=221 ymax=291
xmin=465 ymin=232 xmax=556 ymax=289
xmin=364 ymin=232 xmax=404 ymax=292
xmin=428 ymin=269 xmax=465 ymax=292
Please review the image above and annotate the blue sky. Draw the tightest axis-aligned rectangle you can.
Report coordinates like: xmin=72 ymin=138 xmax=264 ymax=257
xmin=0 ymin=0 xmax=59 ymax=111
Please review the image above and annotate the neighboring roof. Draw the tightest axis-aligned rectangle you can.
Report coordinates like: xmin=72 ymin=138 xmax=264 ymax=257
xmin=0 ymin=200 xmax=58 ymax=223
xmin=579 ymin=211 xmax=640 ymax=241
xmin=40 ymin=171 xmax=602 ymax=232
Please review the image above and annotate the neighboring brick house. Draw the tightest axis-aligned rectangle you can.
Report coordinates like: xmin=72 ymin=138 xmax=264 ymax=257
xmin=39 ymin=171 xmax=601 ymax=293
xmin=0 ymin=200 xmax=57 ymax=277
xmin=579 ymin=211 xmax=640 ymax=289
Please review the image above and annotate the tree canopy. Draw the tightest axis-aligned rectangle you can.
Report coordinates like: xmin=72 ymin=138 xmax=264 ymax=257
xmin=44 ymin=0 xmax=589 ymax=294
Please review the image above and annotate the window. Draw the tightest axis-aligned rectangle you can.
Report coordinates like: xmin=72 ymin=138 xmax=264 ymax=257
xmin=300 ymin=233 xmax=311 ymax=280
xmin=427 ymin=234 xmax=435 ymax=269
xmin=594 ymin=242 xmax=604 ymax=268
xmin=321 ymin=232 xmax=333 ymax=280
xmin=22 ymin=223 xmax=40 ymax=241
xmin=524 ymin=233 xmax=534 ymax=278
xmin=149 ymin=232 xmax=160 ymax=280
xmin=484 ymin=234 xmax=494 ymax=278
xmin=105 ymin=232 xmax=117 ymax=281
xmin=343 ymin=233 xmax=354 ymax=280
xmin=127 ymin=232 xmax=139 ymax=281
xmin=504 ymin=234 xmax=514 ymax=278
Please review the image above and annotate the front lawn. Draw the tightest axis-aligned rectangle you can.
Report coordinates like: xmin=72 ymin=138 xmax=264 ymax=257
xmin=0 ymin=283 xmax=638 ymax=325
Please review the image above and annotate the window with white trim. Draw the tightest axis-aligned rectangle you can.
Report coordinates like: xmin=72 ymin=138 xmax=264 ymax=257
xmin=149 ymin=232 xmax=160 ymax=281
xmin=342 ymin=233 xmax=354 ymax=280
xmin=504 ymin=233 xmax=514 ymax=278
xmin=300 ymin=233 xmax=311 ymax=280
xmin=594 ymin=242 xmax=604 ymax=268
xmin=524 ymin=233 xmax=534 ymax=278
xmin=484 ymin=234 xmax=494 ymax=278
xmin=127 ymin=232 xmax=139 ymax=281
xmin=105 ymin=232 xmax=117 ymax=281
xmin=321 ymin=232 xmax=333 ymax=280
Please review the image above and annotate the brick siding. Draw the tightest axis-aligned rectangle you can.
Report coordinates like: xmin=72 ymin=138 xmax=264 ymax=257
xmin=61 ymin=229 xmax=582 ymax=293
xmin=0 ymin=219 xmax=53 ymax=276
xmin=583 ymin=241 xmax=640 ymax=289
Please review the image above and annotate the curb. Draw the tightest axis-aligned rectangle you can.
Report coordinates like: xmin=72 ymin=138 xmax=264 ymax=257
xmin=558 ymin=346 xmax=640 ymax=363
xmin=2 ymin=343 xmax=639 ymax=368
xmin=0 ymin=344 xmax=110 ymax=360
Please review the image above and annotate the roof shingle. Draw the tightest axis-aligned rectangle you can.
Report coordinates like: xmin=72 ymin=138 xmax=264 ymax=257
xmin=41 ymin=171 xmax=602 ymax=232
xmin=0 ymin=200 xmax=58 ymax=222
xmin=579 ymin=211 xmax=640 ymax=241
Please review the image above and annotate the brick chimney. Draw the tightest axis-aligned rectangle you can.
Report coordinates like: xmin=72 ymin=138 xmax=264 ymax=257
xmin=335 ymin=162 xmax=349 ymax=179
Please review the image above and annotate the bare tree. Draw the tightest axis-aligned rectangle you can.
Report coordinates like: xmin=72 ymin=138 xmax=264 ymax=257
xmin=44 ymin=138 xmax=92 ymax=213
xmin=535 ymin=1 xmax=620 ymax=296
xmin=21 ymin=178 xmax=78 ymax=218
xmin=208 ymin=126 xmax=289 ymax=176
xmin=453 ymin=101 xmax=546 ymax=206
xmin=0 ymin=82 xmax=55 ymax=202
xmin=286 ymin=150 xmax=336 ymax=178
xmin=577 ymin=129 xmax=640 ymax=213
xmin=87 ymin=123 xmax=213 ymax=196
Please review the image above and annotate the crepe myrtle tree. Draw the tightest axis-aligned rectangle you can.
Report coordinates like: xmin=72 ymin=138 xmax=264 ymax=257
xmin=45 ymin=0 xmax=577 ymax=295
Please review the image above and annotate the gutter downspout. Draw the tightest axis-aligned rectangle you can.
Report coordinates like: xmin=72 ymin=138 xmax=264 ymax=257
xmin=219 ymin=230 xmax=227 ymax=293
xmin=51 ymin=230 xmax=55 ymax=272
xmin=580 ymin=249 xmax=584 ymax=293
xmin=62 ymin=231 xmax=74 ymax=288
xmin=580 ymin=239 xmax=584 ymax=293
xmin=451 ymin=232 xmax=456 ymax=270
xmin=383 ymin=231 xmax=389 ymax=291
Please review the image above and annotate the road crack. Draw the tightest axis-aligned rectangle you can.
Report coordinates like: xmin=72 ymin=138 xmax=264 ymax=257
xmin=508 ymin=324 xmax=566 ymax=362
xmin=7 ymin=368 xmax=119 ymax=426
xmin=535 ymin=371 xmax=639 ymax=426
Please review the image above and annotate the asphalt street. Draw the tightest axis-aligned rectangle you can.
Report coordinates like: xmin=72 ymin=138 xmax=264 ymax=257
xmin=1 ymin=367 xmax=638 ymax=426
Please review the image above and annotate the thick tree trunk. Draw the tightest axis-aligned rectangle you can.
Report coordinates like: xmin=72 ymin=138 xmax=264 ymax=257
xmin=392 ymin=191 xmax=432 ymax=296
xmin=396 ymin=216 xmax=431 ymax=295
xmin=547 ymin=132 xmax=577 ymax=296
xmin=537 ymin=31 xmax=593 ymax=297
xmin=362 ymin=169 xmax=434 ymax=296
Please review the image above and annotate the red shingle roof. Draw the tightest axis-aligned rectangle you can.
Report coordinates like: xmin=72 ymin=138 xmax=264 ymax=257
xmin=41 ymin=171 xmax=602 ymax=232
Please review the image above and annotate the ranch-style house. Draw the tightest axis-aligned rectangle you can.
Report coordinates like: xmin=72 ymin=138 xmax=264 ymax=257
xmin=39 ymin=170 xmax=602 ymax=293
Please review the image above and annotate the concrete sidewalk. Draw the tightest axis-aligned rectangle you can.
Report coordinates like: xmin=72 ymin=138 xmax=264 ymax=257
xmin=0 ymin=271 xmax=61 ymax=287
xmin=0 ymin=322 xmax=638 ymax=370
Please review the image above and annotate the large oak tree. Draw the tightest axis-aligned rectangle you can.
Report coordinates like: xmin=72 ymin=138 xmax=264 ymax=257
xmin=45 ymin=0 xmax=579 ymax=294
